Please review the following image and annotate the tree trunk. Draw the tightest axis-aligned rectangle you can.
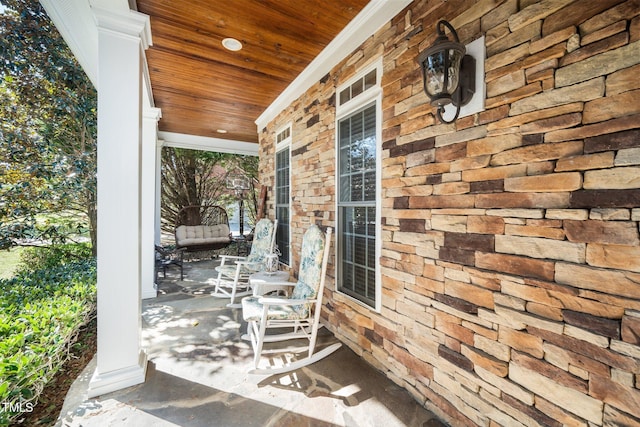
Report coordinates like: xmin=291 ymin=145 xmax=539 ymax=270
xmin=86 ymin=189 xmax=97 ymax=256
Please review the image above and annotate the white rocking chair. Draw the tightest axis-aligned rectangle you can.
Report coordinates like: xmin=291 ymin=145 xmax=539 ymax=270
xmin=241 ymin=225 xmax=341 ymax=374
xmin=211 ymin=218 xmax=277 ymax=308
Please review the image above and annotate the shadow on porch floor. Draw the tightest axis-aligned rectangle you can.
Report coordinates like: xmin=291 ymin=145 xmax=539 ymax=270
xmin=56 ymin=259 xmax=446 ymax=427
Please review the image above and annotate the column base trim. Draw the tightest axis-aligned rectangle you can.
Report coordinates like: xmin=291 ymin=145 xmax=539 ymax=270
xmin=142 ymin=286 xmax=157 ymax=299
xmin=87 ymin=350 xmax=148 ymax=398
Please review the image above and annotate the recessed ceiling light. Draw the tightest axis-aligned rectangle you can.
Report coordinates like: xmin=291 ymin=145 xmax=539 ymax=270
xmin=222 ymin=38 xmax=242 ymax=51
xmin=216 ymin=129 xmax=228 ymax=134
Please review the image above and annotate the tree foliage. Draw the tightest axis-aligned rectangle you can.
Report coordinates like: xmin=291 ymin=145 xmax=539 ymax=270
xmin=161 ymin=147 xmax=259 ymax=233
xmin=0 ymin=0 xmax=97 ymax=251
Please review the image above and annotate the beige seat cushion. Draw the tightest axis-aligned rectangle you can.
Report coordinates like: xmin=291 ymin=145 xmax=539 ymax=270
xmin=176 ymin=224 xmax=230 ymax=246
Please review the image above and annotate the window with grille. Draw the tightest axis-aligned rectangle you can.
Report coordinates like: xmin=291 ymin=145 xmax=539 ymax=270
xmin=336 ymin=59 xmax=381 ymax=309
xmin=275 ymin=126 xmax=291 ymax=265
xmin=337 ymin=104 xmax=377 ymax=306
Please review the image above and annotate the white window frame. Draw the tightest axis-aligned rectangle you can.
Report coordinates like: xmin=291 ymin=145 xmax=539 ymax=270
xmin=335 ymin=58 xmax=382 ymax=312
xmin=275 ymin=123 xmax=292 ymax=266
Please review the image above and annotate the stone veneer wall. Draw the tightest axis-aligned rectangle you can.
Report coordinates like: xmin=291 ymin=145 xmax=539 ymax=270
xmin=258 ymin=1 xmax=640 ymax=425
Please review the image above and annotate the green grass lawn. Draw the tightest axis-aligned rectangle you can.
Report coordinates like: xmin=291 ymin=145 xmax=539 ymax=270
xmin=0 ymin=246 xmax=24 ymax=279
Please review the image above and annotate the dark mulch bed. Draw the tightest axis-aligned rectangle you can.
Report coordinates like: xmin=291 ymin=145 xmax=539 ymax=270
xmin=17 ymin=317 xmax=97 ymax=426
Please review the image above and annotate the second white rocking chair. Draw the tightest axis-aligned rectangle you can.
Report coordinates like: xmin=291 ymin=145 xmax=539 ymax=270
xmin=241 ymin=225 xmax=341 ymax=374
xmin=211 ymin=218 xmax=277 ymax=307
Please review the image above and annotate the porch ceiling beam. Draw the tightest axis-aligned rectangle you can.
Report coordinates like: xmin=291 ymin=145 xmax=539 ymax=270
xmin=159 ymin=131 xmax=259 ymax=157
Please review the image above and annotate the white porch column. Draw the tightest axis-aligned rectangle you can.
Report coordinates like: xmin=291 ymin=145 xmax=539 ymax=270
xmin=88 ymin=8 xmax=151 ymax=398
xmin=154 ymin=139 xmax=164 ymax=246
xmin=142 ymin=108 xmax=161 ymax=300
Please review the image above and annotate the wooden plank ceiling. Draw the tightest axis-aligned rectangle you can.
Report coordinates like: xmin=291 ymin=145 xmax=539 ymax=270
xmin=136 ymin=0 xmax=370 ymax=144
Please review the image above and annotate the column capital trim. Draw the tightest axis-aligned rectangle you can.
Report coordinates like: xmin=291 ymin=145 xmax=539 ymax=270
xmin=92 ymin=7 xmax=152 ymax=49
xmin=144 ymin=107 xmax=162 ymax=122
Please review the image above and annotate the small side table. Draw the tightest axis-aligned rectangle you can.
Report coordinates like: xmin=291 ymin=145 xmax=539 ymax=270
xmin=249 ymin=270 xmax=291 ymax=297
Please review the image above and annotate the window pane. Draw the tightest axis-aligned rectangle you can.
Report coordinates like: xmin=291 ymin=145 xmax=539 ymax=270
xmin=367 ymin=237 xmax=375 ymax=270
xmin=367 ymin=207 xmax=376 ymax=234
xmin=340 ymin=88 xmax=350 ymax=105
xmin=343 ymin=234 xmax=353 ymax=264
xmin=363 ymin=137 xmax=375 ymax=169
xmin=340 ymin=175 xmax=351 ymax=202
xmin=354 ymin=235 xmax=366 ymax=265
xmin=342 ymin=261 xmax=353 ymax=292
xmin=351 ymin=110 xmax=363 ymax=133
xmin=354 ymin=206 xmax=366 ymax=233
xmin=367 ymin=267 xmax=376 ymax=300
xmin=364 ymin=69 xmax=376 ymax=90
xmin=340 ymin=146 xmax=351 ymax=176
xmin=351 ymin=142 xmax=363 ymax=173
xmin=344 ymin=207 xmax=354 ymax=234
xmin=352 ymin=78 xmax=363 ymax=98
xmin=351 ymin=173 xmax=363 ymax=202
xmin=276 ymin=207 xmax=290 ymax=264
xmin=364 ymin=171 xmax=376 ymax=201
xmin=354 ymin=266 xmax=367 ymax=296
xmin=340 ymin=120 xmax=350 ymax=145
xmin=364 ymin=106 xmax=376 ymax=137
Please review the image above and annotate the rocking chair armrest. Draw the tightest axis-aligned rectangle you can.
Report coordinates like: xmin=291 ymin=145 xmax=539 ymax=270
xmin=254 ymin=280 xmax=295 ymax=288
xmin=234 ymin=260 xmax=262 ymax=268
xmin=220 ymin=255 xmax=246 ymax=261
xmin=219 ymin=254 xmax=247 ymax=266
xmin=259 ymin=296 xmax=316 ymax=306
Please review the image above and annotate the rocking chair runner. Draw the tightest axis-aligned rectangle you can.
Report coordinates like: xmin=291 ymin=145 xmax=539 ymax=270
xmin=211 ymin=218 xmax=277 ymax=307
xmin=241 ymin=225 xmax=341 ymax=374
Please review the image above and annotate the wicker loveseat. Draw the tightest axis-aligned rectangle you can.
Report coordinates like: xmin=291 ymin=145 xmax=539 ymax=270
xmin=174 ymin=205 xmax=232 ymax=252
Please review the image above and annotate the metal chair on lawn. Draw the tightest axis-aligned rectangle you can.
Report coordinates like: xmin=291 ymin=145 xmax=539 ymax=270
xmin=241 ymin=225 xmax=341 ymax=374
xmin=211 ymin=218 xmax=277 ymax=307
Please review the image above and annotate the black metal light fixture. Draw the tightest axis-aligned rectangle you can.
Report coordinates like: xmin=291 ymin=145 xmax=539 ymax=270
xmin=417 ymin=20 xmax=476 ymax=123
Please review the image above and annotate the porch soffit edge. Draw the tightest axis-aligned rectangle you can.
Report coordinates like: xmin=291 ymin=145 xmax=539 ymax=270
xmin=159 ymin=131 xmax=259 ymax=157
xmin=254 ymin=0 xmax=412 ymax=131
xmin=40 ymin=0 xmax=98 ymax=86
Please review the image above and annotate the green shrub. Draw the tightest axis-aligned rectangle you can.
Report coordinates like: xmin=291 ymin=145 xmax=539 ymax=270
xmin=17 ymin=243 xmax=93 ymax=272
xmin=0 ymin=244 xmax=96 ymax=426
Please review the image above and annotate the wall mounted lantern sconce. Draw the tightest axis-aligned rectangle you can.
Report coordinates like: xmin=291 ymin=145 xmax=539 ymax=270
xmin=417 ymin=20 xmax=476 ymax=123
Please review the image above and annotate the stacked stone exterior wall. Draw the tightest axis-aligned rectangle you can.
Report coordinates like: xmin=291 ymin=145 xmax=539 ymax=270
xmin=258 ymin=1 xmax=640 ymax=425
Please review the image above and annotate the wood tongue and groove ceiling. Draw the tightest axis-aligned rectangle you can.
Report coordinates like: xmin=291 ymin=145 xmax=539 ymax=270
xmin=136 ymin=0 xmax=370 ymax=145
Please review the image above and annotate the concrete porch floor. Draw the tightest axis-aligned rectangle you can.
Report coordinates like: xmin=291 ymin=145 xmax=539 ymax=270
xmin=56 ymin=258 xmax=446 ymax=427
